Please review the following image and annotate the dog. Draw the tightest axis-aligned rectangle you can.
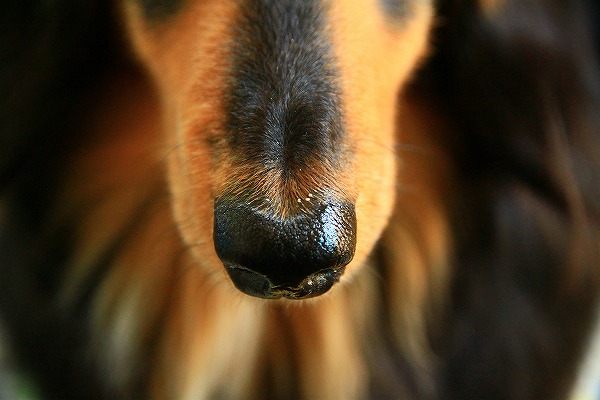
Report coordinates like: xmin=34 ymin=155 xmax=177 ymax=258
xmin=1 ymin=0 xmax=600 ymax=398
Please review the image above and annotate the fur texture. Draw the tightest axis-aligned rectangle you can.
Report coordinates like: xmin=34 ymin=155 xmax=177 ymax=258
xmin=1 ymin=0 xmax=599 ymax=399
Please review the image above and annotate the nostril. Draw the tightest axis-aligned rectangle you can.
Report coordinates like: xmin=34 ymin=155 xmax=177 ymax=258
xmin=225 ymin=265 xmax=277 ymax=299
xmin=214 ymin=197 xmax=356 ymax=298
xmin=282 ymin=266 xmax=346 ymax=299
xmin=225 ymin=264 xmax=345 ymax=299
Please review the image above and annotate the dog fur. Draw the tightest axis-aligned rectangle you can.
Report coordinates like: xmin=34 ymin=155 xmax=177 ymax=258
xmin=1 ymin=0 xmax=600 ymax=399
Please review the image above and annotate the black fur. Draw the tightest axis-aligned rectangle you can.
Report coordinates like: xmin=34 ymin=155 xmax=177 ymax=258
xmin=0 ymin=2 xmax=114 ymax=398
xmin=422 ymin=1 xmax=600 ymax=398
xmin=226 ymin=0 xmax=345 ymax=177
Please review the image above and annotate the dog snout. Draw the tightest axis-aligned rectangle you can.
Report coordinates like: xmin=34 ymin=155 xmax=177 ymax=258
xmin=214 ymin=198 xmax=356 ymax=299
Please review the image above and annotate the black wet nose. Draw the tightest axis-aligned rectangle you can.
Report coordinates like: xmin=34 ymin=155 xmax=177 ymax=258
xmin=213 ymin=198 xmax=356 ymax=299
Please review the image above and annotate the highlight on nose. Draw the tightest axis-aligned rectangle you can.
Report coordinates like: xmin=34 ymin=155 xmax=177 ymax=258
xmin=213 ymin=198 xmax=356 ymax=299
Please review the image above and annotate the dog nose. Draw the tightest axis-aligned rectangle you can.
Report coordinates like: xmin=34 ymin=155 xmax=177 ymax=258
xmin=213 ymin=198 xmax=356 ymax=299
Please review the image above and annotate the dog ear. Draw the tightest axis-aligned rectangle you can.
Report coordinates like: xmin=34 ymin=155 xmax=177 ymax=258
xmin=432 ymin=0 xmax=600 ymax=287
xmin=419 ymin=1 xmax=600 ymax=398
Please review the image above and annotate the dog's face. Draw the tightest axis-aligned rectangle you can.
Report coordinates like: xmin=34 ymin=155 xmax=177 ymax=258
xmin=121 ymin=0 xmax=433 ymax=299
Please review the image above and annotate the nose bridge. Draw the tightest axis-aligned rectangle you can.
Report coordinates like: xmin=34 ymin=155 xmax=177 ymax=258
xmin=226 ymin=0 xmax=344 ymax=173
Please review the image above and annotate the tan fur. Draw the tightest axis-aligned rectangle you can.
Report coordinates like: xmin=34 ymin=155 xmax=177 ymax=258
xmin=384 ymin=93 xmax=454 ymax=376
xmin=329 ymin=1 xmax=434 ymax=280
xmin=122 ymin=0 xmax=241 ymax=288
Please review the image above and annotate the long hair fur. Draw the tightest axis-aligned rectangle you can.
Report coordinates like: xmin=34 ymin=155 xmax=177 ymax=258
xmin=1 ymin=0 xmax=600 ymax=399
